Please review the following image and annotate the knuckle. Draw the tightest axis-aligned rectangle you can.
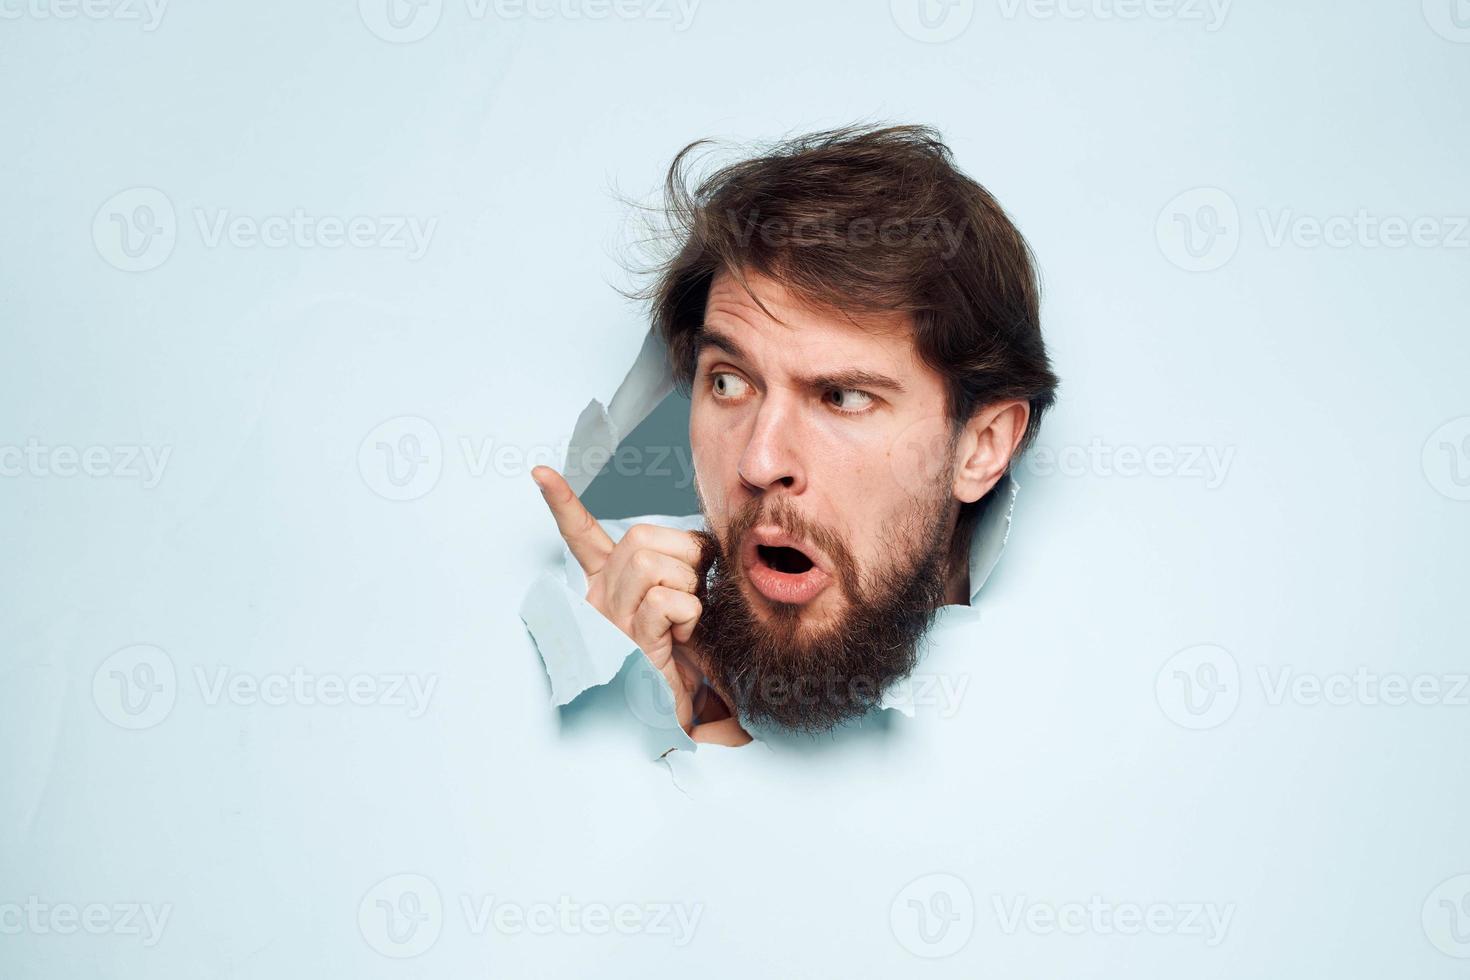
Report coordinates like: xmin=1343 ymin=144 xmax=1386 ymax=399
xmin=630 ymin=548 xmax=658 ymax=576
xmin=631 ymin=605 xmax=666 ymax=647
xmin=627 ymin=605 xmax=648 ymax=635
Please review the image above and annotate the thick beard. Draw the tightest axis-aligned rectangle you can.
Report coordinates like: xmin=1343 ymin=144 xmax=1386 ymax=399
xmin=691 ymin=489 xmax=954 ymax=735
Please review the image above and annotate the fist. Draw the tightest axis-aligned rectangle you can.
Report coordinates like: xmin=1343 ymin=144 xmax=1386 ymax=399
xmin=532 ymin=465 xmax=746 ymax=745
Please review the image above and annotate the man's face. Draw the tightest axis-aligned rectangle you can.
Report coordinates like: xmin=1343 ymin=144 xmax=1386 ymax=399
xmin=690 ymin=266 xmax=962 ymax=623
xmin=687 ymin=266 xmax=966 ymax=730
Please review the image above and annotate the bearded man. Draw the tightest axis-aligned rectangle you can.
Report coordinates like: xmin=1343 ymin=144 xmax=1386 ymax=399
xmin=528 ymin=124 xmax=1058 ymax=746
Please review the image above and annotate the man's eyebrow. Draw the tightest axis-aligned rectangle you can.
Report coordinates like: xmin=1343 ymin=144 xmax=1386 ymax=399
xmin=696 ymin=326 xmax=908 ymax=394
xmin=695 ymin=326 xmax=749 ymax=364
xmin=802 ymin=368 xmax=908 ymax=395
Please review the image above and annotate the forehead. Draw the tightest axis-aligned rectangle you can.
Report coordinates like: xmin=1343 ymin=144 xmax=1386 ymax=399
xmin=700 ymin=267 xmax=922 ymax=378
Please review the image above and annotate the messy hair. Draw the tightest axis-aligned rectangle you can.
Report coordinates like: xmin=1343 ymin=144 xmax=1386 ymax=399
xmin=632 ymin=123 xmax=1059 ymax=457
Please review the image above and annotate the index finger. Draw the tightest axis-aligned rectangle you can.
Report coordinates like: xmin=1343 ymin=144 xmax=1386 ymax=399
xmin=532 ymin=465 xmax=614 ymax=575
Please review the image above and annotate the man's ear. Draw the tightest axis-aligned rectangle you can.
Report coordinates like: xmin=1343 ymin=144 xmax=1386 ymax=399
xmin=952 ymin=400 xmax=1030 ymax=504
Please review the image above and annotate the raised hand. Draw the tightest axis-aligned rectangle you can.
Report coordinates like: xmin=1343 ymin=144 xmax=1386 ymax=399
xmin=532 ymin=465 xmax=746 ymax=744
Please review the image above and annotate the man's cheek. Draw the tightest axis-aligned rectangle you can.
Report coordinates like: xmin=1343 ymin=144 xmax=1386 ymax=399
xmin=688 ymin=437 xmax=728 ymax=524
xmin=884 ymin=415 xmax=955 ymax=497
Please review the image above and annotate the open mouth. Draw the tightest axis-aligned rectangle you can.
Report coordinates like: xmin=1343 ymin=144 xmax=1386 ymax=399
xmin=756 ymin=544 xmax=814 ymax=575
xmin=743 ymin=535 xmax=832 ymax=606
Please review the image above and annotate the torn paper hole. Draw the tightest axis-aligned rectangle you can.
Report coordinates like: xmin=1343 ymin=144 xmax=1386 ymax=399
xmin=523 ymin=323 xmax=1025 ymax=778
xmin=561 ymin=328 xmax=675 ymax=497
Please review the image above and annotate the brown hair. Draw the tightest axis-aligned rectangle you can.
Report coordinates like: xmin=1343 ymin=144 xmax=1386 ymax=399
xmin=636 ymin=124 xmax=1057 ymax=448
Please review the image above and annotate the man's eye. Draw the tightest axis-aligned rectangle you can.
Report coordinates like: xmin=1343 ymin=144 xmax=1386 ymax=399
xmin=711 ymin=372 xmax=750 ymax=399
xmin=827 ymin=388 xmax=874 ymax=413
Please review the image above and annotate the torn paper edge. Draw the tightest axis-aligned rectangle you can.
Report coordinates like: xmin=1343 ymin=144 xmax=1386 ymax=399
xmin=518 ymin=573 xmax=640 ymax=708
xmin=562 ymin=329 xmax=675 ymax=496
xmin=967 ymin=472 xmax=1020 ymax=604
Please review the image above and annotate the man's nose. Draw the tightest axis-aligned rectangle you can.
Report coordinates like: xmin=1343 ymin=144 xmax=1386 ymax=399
xmin=736 ymin=397 xmax=805 ymax=495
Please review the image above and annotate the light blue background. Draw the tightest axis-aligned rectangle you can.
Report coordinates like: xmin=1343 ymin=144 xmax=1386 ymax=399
xmin=3 ymin=0 xmax=1469 ymax=976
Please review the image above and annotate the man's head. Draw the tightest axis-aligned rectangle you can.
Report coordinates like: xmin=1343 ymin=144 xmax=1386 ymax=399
xmin=643 ymin=125 xmax=1058 ymax=732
